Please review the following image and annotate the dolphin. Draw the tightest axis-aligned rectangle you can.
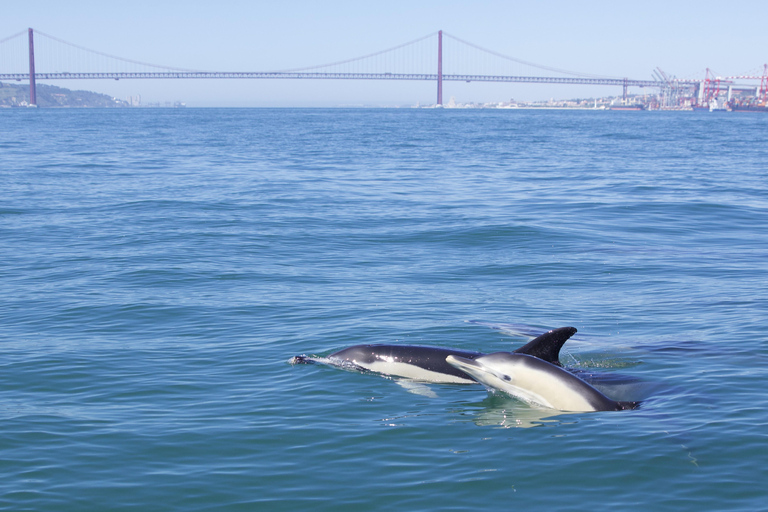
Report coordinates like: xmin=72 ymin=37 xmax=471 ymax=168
xmin=446 ymin=352 xmax=639 ymax=412
xmin=290 ymin=327 xmax=577 ymax=384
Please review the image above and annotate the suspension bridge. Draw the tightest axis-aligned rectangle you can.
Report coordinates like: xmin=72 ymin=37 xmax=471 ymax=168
xmin=1 ymin=28 xmax=765 ymax=107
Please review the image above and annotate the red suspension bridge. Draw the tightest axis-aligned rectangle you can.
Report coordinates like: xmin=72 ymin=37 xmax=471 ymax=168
xmin=1 ymin=28 xmax=766 ymax=107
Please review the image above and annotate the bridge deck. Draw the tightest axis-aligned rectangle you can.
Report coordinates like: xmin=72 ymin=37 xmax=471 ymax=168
xmin=1 ymin=71 xmax=691 ymax=88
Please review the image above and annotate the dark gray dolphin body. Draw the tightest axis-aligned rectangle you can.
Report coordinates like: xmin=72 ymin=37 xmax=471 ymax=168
xmin=291 ymin=327 xmax=577 ymax=384
xmin=446 ymin=352 xmax=639 ymax=412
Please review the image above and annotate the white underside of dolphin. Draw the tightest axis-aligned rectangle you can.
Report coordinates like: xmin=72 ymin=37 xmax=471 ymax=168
xmin=362 ymin=358 xmax=473 ymax=384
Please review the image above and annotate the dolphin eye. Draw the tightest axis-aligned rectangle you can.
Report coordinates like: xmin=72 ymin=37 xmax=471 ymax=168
xmin=503 ymin=375 xmax=511 ymax=381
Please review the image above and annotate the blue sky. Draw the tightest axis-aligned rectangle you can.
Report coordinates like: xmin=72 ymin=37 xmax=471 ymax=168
xmin=2 ymin=0 xmax=767 ymax=106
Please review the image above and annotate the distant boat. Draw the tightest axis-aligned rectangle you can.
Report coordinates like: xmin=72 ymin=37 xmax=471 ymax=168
xmin=729 ymin=102 xmax=768 ymax=112
xmin=609 ymin=104 xmax=645 ymax=111
xmin=709 ymin=99 xmax=729 ymax=112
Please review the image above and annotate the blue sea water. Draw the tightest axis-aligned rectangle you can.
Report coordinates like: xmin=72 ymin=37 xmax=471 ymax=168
xmin=1 ymin=107 xmax=767 ymax=511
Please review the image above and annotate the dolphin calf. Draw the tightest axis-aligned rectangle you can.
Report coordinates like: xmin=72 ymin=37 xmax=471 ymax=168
xmin=446 ymin=352 xmax=639 ymax=412
xmin=291 ymin=327 xmax=577 ymax=384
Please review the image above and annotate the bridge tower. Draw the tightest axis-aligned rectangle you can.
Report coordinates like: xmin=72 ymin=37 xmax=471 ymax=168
xmin=28 ymin=28 xmax=37 ymax=106
xmin=437 ymin=30 xmax=443 ymax=105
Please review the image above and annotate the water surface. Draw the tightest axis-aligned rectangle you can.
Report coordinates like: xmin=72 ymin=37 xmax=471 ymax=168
xmin=1 ymin=108 xmax=767 ymax=510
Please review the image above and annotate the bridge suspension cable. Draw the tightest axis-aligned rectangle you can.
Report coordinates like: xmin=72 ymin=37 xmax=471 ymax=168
xmin=32 ymin=29 xmax=201 ymax=73
xmin=0 ymin=29 xmax=27 ymax=44
xmin=0 ymin=30 xmax=27 ymax=75
xmin=278 ymin=31 xmax=438 ymax=73
xmin=442 ymin=31 xmax=617 ymax=79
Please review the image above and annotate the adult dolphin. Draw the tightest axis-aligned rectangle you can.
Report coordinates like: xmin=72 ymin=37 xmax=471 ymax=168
xmin=290 ymin=327 xmax=577 ymax=384
xmin=446 ymin=352 xmax=639 ymax=412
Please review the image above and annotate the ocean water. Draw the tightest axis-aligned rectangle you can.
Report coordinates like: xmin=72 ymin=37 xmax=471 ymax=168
xmin=1 ymin=107 xmax=767 ymax=511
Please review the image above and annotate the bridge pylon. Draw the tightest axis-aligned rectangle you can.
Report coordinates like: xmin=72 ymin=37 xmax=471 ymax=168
xmin=28 ymin=28 xmax=36 ymax=106
xmin=437 ymin=30 xmax=443 ymax=105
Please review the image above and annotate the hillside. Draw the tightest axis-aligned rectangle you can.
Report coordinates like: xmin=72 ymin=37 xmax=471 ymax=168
xmin=0 ymin=82 xmax=128 ymax=108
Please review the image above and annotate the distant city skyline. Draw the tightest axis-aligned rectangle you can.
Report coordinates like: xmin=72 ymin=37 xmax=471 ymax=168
xmin=2 ymin=0 xmax=767 ymax=107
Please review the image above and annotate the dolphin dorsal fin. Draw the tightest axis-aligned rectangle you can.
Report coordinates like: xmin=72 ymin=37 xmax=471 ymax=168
xmin=512 ymin=327 xmax=577 ymax=366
